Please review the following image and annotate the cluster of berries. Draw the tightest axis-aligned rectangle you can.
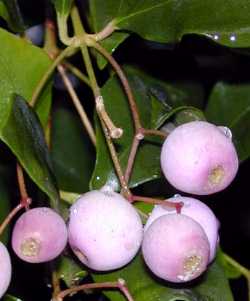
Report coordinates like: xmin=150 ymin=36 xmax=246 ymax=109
xmin=0 ymin=121 xmax=239 ymax=298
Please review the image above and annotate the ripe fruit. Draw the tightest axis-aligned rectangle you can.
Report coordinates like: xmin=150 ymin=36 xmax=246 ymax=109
xmin=68 ymin=189 xmax=143 ymax=271
xmin=142 ymin=214 xmax=210 ymax=283
xmin=160 ymin=121 xmax=239 ymax=195
xmin=12 ymin=207 xmax=68 ymax=263
xmin=144 ymin=196 xmax=219 ymax=262
xmin=0 ymin=242 xmax=11 ymax=298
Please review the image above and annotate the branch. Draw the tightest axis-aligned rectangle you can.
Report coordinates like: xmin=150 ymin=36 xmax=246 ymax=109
xmin=53 ymin=279 xmax=134 ymax=301
xmin=57 ymin=64 xmax=96 ymax=146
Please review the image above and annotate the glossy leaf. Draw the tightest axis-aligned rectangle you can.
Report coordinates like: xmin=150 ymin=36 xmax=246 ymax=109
xmin=52 ymin=0 xmax=73 ymax=17
xmin=56 ymin=256 xmax=87 ymax=287
xmin=90 ymin=66 xmax=204 ymax=190
xmin=89 ymin=0 xmax=250 ymax=68
xmin=0 ymin=2 xmax=10 ymax=25
xmin=3 ymin=295 xmax=22 ymax=301
xmin=93 ymin=253 xmax=233 ymax=301
xmin=2 ymin=0 xmax=25 ymax=32
xmin=205 ymin=82 xmax=250 ymax=162
xmin=0 ymin=94 xmax=59 ymax=207
xmin=51 ymin=108 xmax=95 ymax=193
xmin=0 ymin=28 xmax=52 ymax=127
xmin=216 ymin=249 xmax=241 ymax=279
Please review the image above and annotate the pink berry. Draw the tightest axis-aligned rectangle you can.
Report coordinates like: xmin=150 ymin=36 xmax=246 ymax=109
xmin=142 ymin=214 xmax=210 ymax=282
xmin=68 ymin=189 xmax=143 ymax=271
xmin=160 ymin=121 xmax=239 ymax=195
xmin=0 ymin=242 xmax=11 ymax=298
xmin=144 ymin=196 xmax=219 ymax=262
xmin=12 ymin=207 xmax=68 ymax=263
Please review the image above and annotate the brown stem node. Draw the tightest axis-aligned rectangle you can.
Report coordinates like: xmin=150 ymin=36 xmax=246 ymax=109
xmin=96 ymin=96 xmax=123 ymax=139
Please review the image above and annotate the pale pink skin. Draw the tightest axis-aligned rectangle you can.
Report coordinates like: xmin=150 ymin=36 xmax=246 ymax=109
xmin=160 ymin=121 xmax=239 ymax=195
xmin=68 ymin=190 xmax=143 ymax=271
xmin=0 ymin=242 xmax=11 ymax=298
xmin=12 ymin=207 xmax=68 ymax=263
xmin=142 ymin=214 xmax=210 ymax=283
xmin=144 ymin=196 xmax=219 ymax=262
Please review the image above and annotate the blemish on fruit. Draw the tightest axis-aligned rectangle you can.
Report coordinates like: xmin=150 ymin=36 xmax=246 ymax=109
xmin=208 ymin=165 xmax=225 ymax=185
xmin=21 ymin=237 xmax=41 ymax=257
xmin=177 ymin=254 xmax=202 ymax=281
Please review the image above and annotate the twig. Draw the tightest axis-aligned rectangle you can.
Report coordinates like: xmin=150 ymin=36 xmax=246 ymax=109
xmin=88 ymin=20 xmax=117 ymax=42
xmin=57 ymin=64 xmax=96 ymax=146
xmin=124 ymin=136 xmax=140 ymax=182
xmin=53 ymin=279 xmax=134 ymax=301
xmin=99 ymin=118 xmax=130 ymax=198
xmin=16 ymin=163 xmax=29 ymax=201
xmin=70 ymin=5 xmax=129 ymax=194
xmin=90 ymin=41 xmax=141 ymax=131
xmin=30 ymin=45 xmax=74 ymax=107
xmin=141 ymin=128 xmax=168 ymax=139
xmin=63 ymin=61 xmax=91 ymax=87
xmin=131 ymin=195 xmax=183 ymax=214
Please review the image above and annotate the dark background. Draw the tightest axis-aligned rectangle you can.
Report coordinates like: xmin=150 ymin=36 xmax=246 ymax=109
xmin=1 ymin=0 xmax=249 ymax=300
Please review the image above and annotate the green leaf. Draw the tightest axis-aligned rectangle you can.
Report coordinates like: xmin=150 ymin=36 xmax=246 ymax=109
xmin=0 ymin=94 xmax=59 ymax=207
xmin=0 ymin=28 xmax=52 ymax=127
xmin=3 ymin=295 xmax=23 ymax=301
xmin=60 ymin=190 xmax=81 ymax=205
xmin=90 ymin=66 xmax=204 ymax=190
xmin=2 ymin=0 xmax=25 ymax=32
xmin=0 ymin=2 xmax=10 ymax=25
xmin=52 ymin=0 xmax=73 ymax=17
xmin=93 ymin=253 xmax=233 ymax=301
xmin=205 ymin=82 xmax=250 ymax=162
xmin=56 ymin=256 xmax=88 ymax=287
xmin=174 ymin=108 xmax=206 ymax=126
xmin=216 ymin=249 xmax=241 ymax=280
xmin=51 ymin=108 xmax=95 ymax=193
xmin=89 ymin=0 xmax=250 ymax=68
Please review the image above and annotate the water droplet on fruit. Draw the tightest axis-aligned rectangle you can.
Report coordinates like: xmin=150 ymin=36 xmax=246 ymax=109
xmin=218 ymin=126 xmax=232 ymax=139
xmin=173 ymin=194 xmax=181 ymax=198
xmin=73 ymin=208 xmax=77 ymax=215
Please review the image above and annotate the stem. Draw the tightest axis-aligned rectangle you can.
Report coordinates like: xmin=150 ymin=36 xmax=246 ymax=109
xmin=0 ymin=204 xmax=24 ymax=236
xmin=88 ymin=20 xmax=117 ymax=42
xmin=63 ymin=61 xmax=91 ymax=87
xmin=90 ymin=41 xmax=142 ymax=131
xmin=96 ymin=96 xmax=123 ymax=139
xmin=70 ymin=5 xmax=129 ymax=193
xmin=100 ymin=118 xmax=130 ymax=198
xmin=44 ymin=19 xmax=59 ymax=57
xmin=57 ymin=14 xmax=74 ymax=46
xmin=71 ymin=6 xmax=122 ymax=139
xmin=131 ymin=195 xmax=183 ymax=214
xmin=16 ymin=163 xmax=29 ymax=200
xmin=222 ymin=253 xmax=250 ymax=301
xmin=142 ymin=128 xmax=168 ymax=139
xmin=57 ymin=64 xmax=96 ymax=146
xmin=52 ymin=271 xmax=61 ymax=299
xmin=223 ymin=252 xmax=250 ymax=276
xmin=30 ymin=45 xmax=74 ymax=107
xmin=124 ymin=136 xmax=140 ymax=183
xmin=53 ymin=279 xmax=134 ymax=301
xmin=71 ymin=6 xmax=99 ymax=97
